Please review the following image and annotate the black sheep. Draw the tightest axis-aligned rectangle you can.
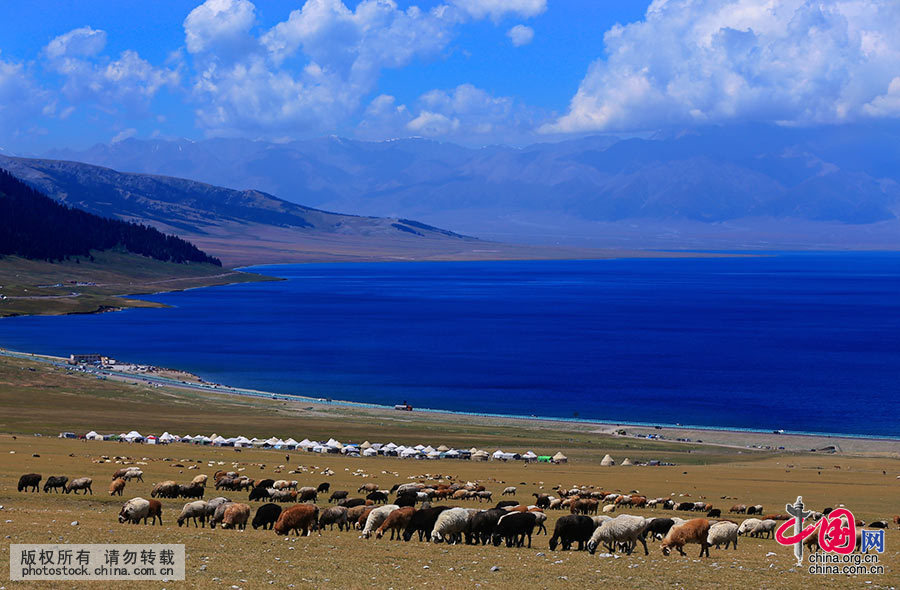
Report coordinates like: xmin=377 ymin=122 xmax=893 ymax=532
xmin=676 ymin=501 xmax=695 ymax=511
xmin=329 ymin=490 xmax=349 ymax=503
xmin=254 ymin=478 xmax=276 ymax=490
xmin=43 ymin=476 xmax=68 ymax=493
xmin=338 ymin=498 xmax=367 ymax=509
xmin=179 ymin=483 xmax=205 ymax=499
xmin=642 ymin=517 xmax=676 ymax=540
xmin=366 ymin=491 xmax=388 ymax=504
xmin=707 ymin=508 xmax=722 ymax=518
xmin=403 ymin=506 xmax=451 ymax=542
xmin=549 ymin=515 xmax=595 ymax=551
xmin=252 ymin=503 xmax=283 ymax=530
xmin=317 ymin=482 xmax=330 ymax=493
xmin=495 ymin=500 xmax=519 ymax=510
xmin=249 ymin=486 xmax=270 ymax=502
xmin=396 ymin=492 xmax=417 ymax=508
xmin=18 ymin=473 xmax=41 ymax=492
xmin=469 ymin=508 xmax=508 ymax=545
xmin=493 ymin=512 xmax=537 ymax=548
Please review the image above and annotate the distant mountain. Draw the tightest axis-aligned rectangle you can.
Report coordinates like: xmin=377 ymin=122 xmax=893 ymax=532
xmin=0 ymin=169 xmax=219 ymax=266
xmin=45 ymin=124 xmax=900 ymax=248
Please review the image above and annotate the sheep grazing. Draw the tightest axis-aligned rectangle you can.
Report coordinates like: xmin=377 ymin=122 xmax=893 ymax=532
xmin=868 ymin=520 xmax=889 ymax=529
xmin=746 ymin=504 xmax=764 ymax=515
xmin=248 ymin=487 xmax=270 ymax=502
xmin=43 ymin=476 xmax=68 ymax=493
xmin=109 ymin=478 xmax=126 ymax=496
xmin=18 ymin=473 xmax=42 ymax=493
xmin=254 ymin=478 xmax=276 ymax=490
xmin=112 ymin=468 xmax=131 ymax=480
xmin=191 ymin=474 xmax=208 ymax=487
xmin=269 ymin=489 xmax=297 ymax=503
xmin=403 ymin=506 xmax=452 ymax=542
xmin=603 ymin=504 xmax=616 ymax=514
xmin=210 ymin=502 xmax=233 ymax=529
xmin=749 ymin=519 xmax=777 ymax=539
xmin=151 ymin=481 xmax=179 ymax=499
xmin=675 ymin=501 xmax=695 ymax=511
xmin=495 ymin=501 xmax=519 ymax=510
xmin=367 ymin=491 xmax=389 ymax=504
xmin=274 ymin=505 xmax=320 ymax=536
xmin=356 ymin=507 xmax=376 ymax=530
xmin=430 ymin=507 xmax=470 ymax=544
xmin=549 ymin=515 xmax=595 ymax=551
xmin=532 ymin=511 xmax=548 ymax=535
xmin=362 ymin=505 xmax=400 ymax=539
xmin=338 ymin=498 xmax=367 ymax=509
xmin=65 ymin=477 xmax=93 ymax=495
xmin=642 ymin=518 xmax=676 ymax=541
xmin=730 ymin=504 xmax=747 ymax=514
xmin=571 ymin=498 xmax=599 ymax=515
xmin=317 ymin=482 xmax=330 ymax=493
xmin=319 ymin=506 xmax=350 ymax=532
xmin=661 ymin=518 xmax=711 ymax=558
xmin=493 ymin=511 xmax=537 ymax=548
xmin=253 ymin=503 xmax=283 ymax=530
xmin=707 ymin=508 xmax=722 ymax=519
xmin=118 ymin=498 xmax=151 ymax=524
xmin=707 ymin=521 xmax=738 ymax=549
xmin=587 ymin=515 xmax=650 ymax=555
xmin=358 ymin=483 xmax=379 ymax=493
xmin=375 ymin=506 xmax=415 ymax=540
xmin=222 ymin=503 xmax=251 ymax=530
xmin=468 ymin=508 xmax=507 ymax=545
xmin=329 ymin=490 xmax=349 ymax=503
xmin=122 ymin=469 xmax=143 ymax=482
xmin=737 ymin=518 xmax=762 ymax=536
xmin=177 ymin=501 xmax=209 ymax=528
xmin=502 ymin=486 xmax=517 ymax=496
xmin=147 ymin=499 xmax=163 ymax=525
xmin=178 ymin=483 xmax=205 ymax=499
xmin=533 ymin=493 xmax=551 ymax=509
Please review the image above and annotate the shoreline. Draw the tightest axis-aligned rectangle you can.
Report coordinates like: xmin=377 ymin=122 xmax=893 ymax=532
xmin=2 ymin=346 xmax=897 ymax=456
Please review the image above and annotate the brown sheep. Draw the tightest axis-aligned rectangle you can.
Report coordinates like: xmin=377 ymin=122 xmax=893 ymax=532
xmin=375 ymin=506 xmax=415 ymax=540
xmin=147 ymin=499 xmax=163 ymax=525
xmin=151 ymin=481 xmax=179 ymax=498
xmin=661 ymin=518 xmax=711 ymax=557
xmin=222 ymin=503 xmax=251 ymax=530
xmin=112 ymin=468 xmax=131 ymax=480
xmin=358 ymin=483 xmax=379 ymax=493
xmin=729 ymin=504 xmax=747 ymax=514
xmin=109 ymin=478 xmax=126 ymax=496
xmin=191 ymin=474 xmax=208 ymax=487
xmin=274 ymin=505 xmax=320 ymax=536
xmin=357 ymin=507 xmax=376 ymax=530
xmin=346 ymin=504 xmax=369 ymax=525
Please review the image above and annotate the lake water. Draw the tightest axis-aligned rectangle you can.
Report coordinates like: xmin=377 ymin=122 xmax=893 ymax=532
xmin=1 ymin=254 xmax=898 ymax=438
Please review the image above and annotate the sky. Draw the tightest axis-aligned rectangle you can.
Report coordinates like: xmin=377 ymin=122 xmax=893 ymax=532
xmin=0 ymin=0 xmax=898 ymax=153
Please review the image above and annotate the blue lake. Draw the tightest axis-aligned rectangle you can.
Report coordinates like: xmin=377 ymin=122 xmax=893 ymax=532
xmin=1 ymin=254 xmax=899 ymax=437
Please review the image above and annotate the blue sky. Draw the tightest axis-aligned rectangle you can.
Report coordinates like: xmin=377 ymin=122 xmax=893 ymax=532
xmin=1 ymin=1 xmax=898 ymax=153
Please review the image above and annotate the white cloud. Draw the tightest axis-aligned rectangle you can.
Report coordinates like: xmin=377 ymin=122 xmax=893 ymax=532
xmin=451 ymin=0 xmax=546 ymax=21
xmin=43 ymin=26 xmax=107 ymax=60
xmin=110 ymin=128 xmax=137 ymax=143
xmin=0 ymin=56 xmax=53 ymax=137
xmin=359 ymin=83 xmax=538 ymax=143
xmin=507 ymin=24 xmax=534 ymax=46
xmin=43 ymin=28 xmax=180 ymax=113
xmin=187 ymin=0 xmax=459 ymax=137
xmin=545 ymin=0 xmax=900 ymax=134
xmin=183 ymin=0 xmax=256 ymax=55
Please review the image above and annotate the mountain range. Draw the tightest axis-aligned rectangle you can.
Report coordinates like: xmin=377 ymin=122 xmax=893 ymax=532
xmin=39 ymin=123 xmax=900 ymax=249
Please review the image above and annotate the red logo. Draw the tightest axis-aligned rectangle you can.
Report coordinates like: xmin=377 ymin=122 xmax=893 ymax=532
xmin=776 ymin=507 xmax=856 ymax=555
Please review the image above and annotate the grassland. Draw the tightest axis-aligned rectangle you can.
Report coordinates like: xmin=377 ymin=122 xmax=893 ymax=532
xmin=0 ymin=353 xmax=898 ymax=589
xmin=0 ymin=251 xmax=275 ymax=318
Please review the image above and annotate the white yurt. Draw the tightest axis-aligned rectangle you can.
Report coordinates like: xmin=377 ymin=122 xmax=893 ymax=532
xmin=600 ymin=454 xmax=615 ymax=466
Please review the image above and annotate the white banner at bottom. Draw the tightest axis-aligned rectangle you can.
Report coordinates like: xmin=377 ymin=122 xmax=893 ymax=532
xmin=10 ymin=544 xmax=185 ymax=580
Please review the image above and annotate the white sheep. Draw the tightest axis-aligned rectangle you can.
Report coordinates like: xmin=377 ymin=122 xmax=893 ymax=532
xmin=587 ymin=514 xmax=650 ymax=555
xmin=502 ymin=486 xmax=517 ymax=496
xmin=123 ymin=468 xmax=144 ymax=482
xmin=431 ymin=507 xmax=471 ymax=544
xmin=208 ymin=498 xmax=234 ymax=529
xmin=362 ymin=504 xmax=399 ymax=539
xmin=591 ymin=515 xmax=613 ymax=528
xmin=603 ymin=493 xmax=620 ymax=503
xmin=531 ymin=511 xmax=548 ymax=535
xmin=603 ymin=504 xmax=616 ymax=514
xmin=177 ymin=500 xmax=209 ymax=528
xmin=707 ymin=520 xmax=738 ymax=549
xmin=750 ymin=519 xmax=777 ymax=539
xmin=737 ymin=518 xmax=761 ymax=536
xmin=118 ymin=497 xmax=150 ymax=524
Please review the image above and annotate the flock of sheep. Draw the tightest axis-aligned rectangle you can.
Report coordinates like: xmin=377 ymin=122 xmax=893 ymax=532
xmin=21 ymin=467 xmax=877 ymax=559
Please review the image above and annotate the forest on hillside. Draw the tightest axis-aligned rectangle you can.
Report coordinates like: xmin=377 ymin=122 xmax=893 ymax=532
xmin=0 ymin=168 xmax=220 ymax=266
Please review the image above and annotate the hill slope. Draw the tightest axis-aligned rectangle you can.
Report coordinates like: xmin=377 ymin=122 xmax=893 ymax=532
xmin=43 ymin=124 xmax=900 ymax=248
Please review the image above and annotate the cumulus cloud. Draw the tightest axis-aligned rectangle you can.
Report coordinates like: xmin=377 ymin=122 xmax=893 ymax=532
xmin=43 ymin=28 xmax=179 ymax=113
xmin=183 ymin=0 xmax=256 ymax=56
xmin=507 ymin=24 xmax=534 ymax=46
xmin=186 ymin=0 xmax=458 ymax=137
xmin=0 ymin=56 xmax=53 ymax=139
xmin=358 ymin=83 xmax=538 ymax=144
xmin=451 ymin=0 xmax=546 ymax=21
xmin=545 ymin=0 xmax=900 ymax=134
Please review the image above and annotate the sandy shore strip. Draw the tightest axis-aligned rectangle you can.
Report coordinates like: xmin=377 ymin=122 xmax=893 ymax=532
xmin=2 ymin=346 xmax=898 ymax=456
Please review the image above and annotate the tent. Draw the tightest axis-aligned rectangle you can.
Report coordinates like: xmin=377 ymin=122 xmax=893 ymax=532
xmin=436 ymin=444 xmax=450 ymax=452
xmin=444 ymin=449 xmax=460 ymax=458
xmin=501 ymin=452 xmax=517 ymax=461
xmin=233 ymin=436 xmax=252 ymax=448
xmin=359 ymin=441 xmax=372 ymax=450
xmin=123 ymin=430 xmax=143 ymax=442
xmin=492 ymin=450 xmax=506 ymax=460
xmin=211 ymin=435 xmax=229 ymax=446
xmin=85 ymin=430 xmax=103 ymax=441
xmin=159 ymin=432 xmax=178 ymax=444
xmin=621 ymin=457 xmax=634 ymax=466
xmin=384 ymin=442 xmax=398 ymax=450
xmin=326 ymin=438 xmax=343 ymax=449
xmin=145 ymin=435 xmax=158 ymax=445
xmin=600 ymin=454 xmax=615 ymax=466
xmin=283 ymin=438 xmax=299 ymax=449
xmin=401 ymin=448 xmax=422 ymax=458
xmin=298 ymin=438 xmax=315 ymax=450
xmin=471 ymin=451 xmax=489 ymax=461
xmin=522 ymin=451 xmax=538 ymax=462
xmin=427 ymin=450 xmax=441 ymax=459
xmin=537 ymin=456 xmax=551 ymax=463
xmin=552 ymin=452 xmax=568 ymax=464
xmin=362 ymin=448 xmax=377 ymax=457
xmin=422 ymin=445 xmax=435 ymax=454
xmin=181 ymin=435 xmax=194 ymax=443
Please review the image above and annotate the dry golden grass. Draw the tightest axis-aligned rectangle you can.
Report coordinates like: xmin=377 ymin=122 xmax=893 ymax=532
xmin=0 ymin=356 xmax=898 ymax=589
